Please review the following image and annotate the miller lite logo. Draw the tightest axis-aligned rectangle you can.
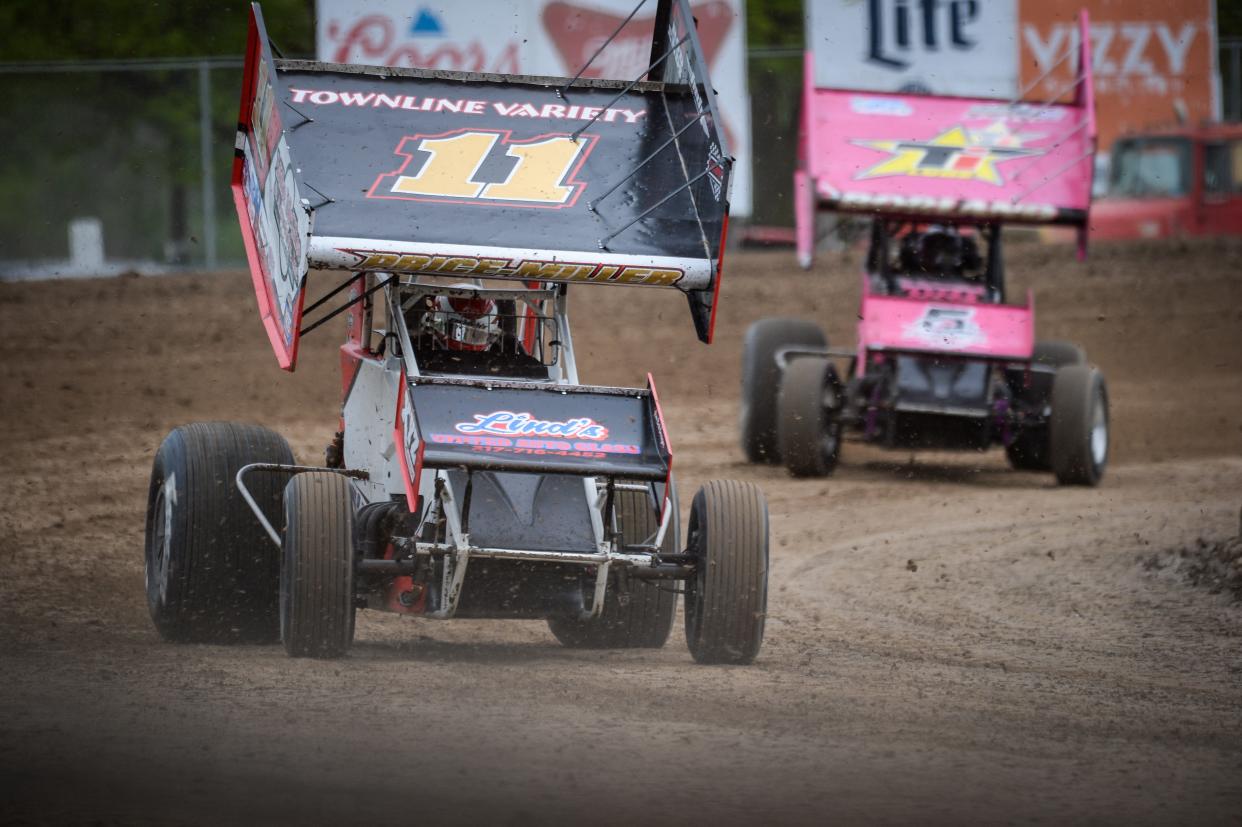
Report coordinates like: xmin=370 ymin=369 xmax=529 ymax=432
xmin=865 ymin=0 xmax=984 ymax=73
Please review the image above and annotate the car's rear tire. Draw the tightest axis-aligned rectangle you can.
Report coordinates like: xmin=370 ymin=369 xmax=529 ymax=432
xmin=1050 ymin=364 xmax=1109 ymax=486
xmin=685 ymin=480 xmax=768 ymax=665
xmin=777 ymin=356 xmax=841 ymax=477
xmin=144 ymin=422 xmax=293 ymax=643
xmin=741 ymin=319 xmax=826 ymax=464
xmin=281 ymin=472 xmax=356 ymax=658
xmin=1006 ymin=341 xmax=1087 ymax=472
xmin=547 ymin=487 xmax=678 ymax=649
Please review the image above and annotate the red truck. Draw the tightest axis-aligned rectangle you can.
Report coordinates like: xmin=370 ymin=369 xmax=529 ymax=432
xmin=1091 ymin=123 xmax=1242 ymax=240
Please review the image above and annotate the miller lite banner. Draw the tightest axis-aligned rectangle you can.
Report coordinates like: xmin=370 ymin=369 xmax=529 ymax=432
xmin=316 ymin=0 xmax=753 ymax=215
xmin=807 ymin=0 xmax=1020 ymax=99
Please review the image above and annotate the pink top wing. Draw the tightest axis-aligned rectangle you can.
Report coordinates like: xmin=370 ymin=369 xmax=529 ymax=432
xmin=800 ymin=11 xmax=1096 ymax=231
xmin=804 ymin=88 xmax=1094 ymax=226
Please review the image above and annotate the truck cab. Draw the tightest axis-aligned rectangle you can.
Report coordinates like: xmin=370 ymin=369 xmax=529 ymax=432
xmin=1091 ymin=124 xmax=1242 ymax=240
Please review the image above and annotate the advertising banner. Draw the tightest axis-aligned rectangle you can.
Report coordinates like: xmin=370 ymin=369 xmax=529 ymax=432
xmin=806 ymin=0 xmax=1019 ymax=100
xmin=407 ymin=379 xmax=671 ymax=480
xmin=1018 ymin=0 xmax=1219 ymax=149
xmin=316 ymin=0 xmax=753 ymax=216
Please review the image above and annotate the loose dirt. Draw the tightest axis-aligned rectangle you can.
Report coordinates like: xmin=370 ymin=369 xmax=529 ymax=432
xmin=2 ymin=239 xmax=1240 ymax=824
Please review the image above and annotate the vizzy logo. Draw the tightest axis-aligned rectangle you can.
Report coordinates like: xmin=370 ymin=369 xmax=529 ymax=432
xmin=867 ymin=0 xmax=982 ymax=71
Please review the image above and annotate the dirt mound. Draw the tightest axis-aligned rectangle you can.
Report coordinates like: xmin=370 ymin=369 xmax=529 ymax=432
xmin=1144 ymin=532 xmax=1242 ymax=601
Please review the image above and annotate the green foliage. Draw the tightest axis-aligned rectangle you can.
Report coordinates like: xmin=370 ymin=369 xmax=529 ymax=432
xmin=0 ymin=0 xmax=314 ymax=60
xmin=746 ymin=0 xmax=803 ymax=48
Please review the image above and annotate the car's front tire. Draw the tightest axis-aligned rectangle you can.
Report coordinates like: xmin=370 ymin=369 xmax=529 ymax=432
xmin=684 ymin=480 xmax=769 ymax=665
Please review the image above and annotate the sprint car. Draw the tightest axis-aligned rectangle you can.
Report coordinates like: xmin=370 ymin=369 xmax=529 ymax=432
xmin=144 ymin=0 xmax=768 ymax=663
xmin=742 ymin=10 xmax=1108 ymax=486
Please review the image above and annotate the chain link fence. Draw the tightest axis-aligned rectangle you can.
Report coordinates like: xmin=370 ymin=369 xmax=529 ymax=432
xmin=0 ymin=58 xmax=244 ymax=278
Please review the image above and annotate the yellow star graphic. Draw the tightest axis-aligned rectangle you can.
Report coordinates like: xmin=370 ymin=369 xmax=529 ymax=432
xmin=852 ymin=125 xmax=1042 ymax=187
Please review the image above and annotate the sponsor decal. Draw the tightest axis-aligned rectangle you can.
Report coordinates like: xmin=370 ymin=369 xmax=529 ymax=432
xmin=904 ymin=306 xmax=986 ymax=349
xmin=706 ymin=143 xmax=726 ymax=201
xmin=286 ymin=88 xmax=647 ymax=125
xmin=852 ymin=120 xmax=1044 ymax=186
xmin=833 ymin=191 xmax=1058 ymax=221
xmin=456 ymin=410 xmax=608 ymax=440
xmin=965 ymin=103 xmax=1066 ymax=123
xmin=423 ymin=410 xmax=644 ymax=457
xmin=850 ymin=96 xmax=914 ymax=117
xmin=242 ymin=133 xmax=304 ymax=345
xmin=368 ymin=128 xmax=598 ymax=209
xmin=340 ymin=248 xmax=684 ymax=286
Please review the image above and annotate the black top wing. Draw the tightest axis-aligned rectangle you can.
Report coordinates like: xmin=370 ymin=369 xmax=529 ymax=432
xmin=232 ymin=1 xmax=731 ymax=370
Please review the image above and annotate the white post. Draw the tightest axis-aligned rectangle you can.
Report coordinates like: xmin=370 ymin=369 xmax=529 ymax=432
xmin=69 ymin=218 xmax=105 ymax=272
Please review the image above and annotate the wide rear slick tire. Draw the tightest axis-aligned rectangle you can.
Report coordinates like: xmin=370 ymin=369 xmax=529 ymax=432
xmin=685 ymin=480 xmax=769 ymax=665
xmin=741 ymin=319 xmax=826 ymax=464
xmin=1050 ymin=365 xmax=1109 ymax=486
xmin=144 ymin=422 xmax=294 ymax=643
xmin=547 ymin=488 xmax=678 ymax=649
xmin=281 ymin=472 xmax=357 ymax=659
xmin=777 ymin=356 xmax=841 ymax=478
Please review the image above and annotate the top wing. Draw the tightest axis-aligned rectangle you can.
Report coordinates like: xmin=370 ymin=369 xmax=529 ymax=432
xmin=232 ymin=0 xmax=731 ymax=370
xmin=801 ymin=11 xmax=1096 ymax=233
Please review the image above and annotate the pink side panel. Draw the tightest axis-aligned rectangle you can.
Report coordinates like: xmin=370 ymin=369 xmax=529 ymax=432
xmin=859 ymin=293 xmax=1034 ymax=360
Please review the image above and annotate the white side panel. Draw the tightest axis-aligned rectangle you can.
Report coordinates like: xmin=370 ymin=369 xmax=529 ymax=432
xmin=343 ymin=357 xmax=405 ymax=503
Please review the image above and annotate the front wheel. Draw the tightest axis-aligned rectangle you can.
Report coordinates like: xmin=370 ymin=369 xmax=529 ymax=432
xmin=685 ymin=480 xmax=769 ymax=665
xmin=281 ymin=472 xmax=357 ymax=658
xmin=1050 ymin=365 xmax=1109 ymax=486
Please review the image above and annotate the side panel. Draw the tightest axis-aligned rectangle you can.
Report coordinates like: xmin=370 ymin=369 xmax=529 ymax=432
xmin=342 ymin=358 xmax=405 ymax=503
xmin=231 ymin=4 xmax=311 ymax=371
xmin=859 ymin=293 xmax=1035 ymax=361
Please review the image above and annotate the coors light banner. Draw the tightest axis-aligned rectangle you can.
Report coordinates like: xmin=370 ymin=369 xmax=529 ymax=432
xmin=316 ymin=0 xmax=753 ymax=216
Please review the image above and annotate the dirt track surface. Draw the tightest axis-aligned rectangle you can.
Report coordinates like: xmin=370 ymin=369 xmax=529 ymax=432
xmin=2 ymin=239 xmax=1241 ymax=824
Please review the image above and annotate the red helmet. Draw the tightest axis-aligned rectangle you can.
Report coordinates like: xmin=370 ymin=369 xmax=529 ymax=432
xmin=428 ymin=290 xmax=499 ymax=352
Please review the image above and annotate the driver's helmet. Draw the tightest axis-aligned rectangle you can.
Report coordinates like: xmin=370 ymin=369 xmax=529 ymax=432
xmin=427 ymin=286 xmax=500 ymax=352
xmin=915 ymin=225 xmax=966 ymax=276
